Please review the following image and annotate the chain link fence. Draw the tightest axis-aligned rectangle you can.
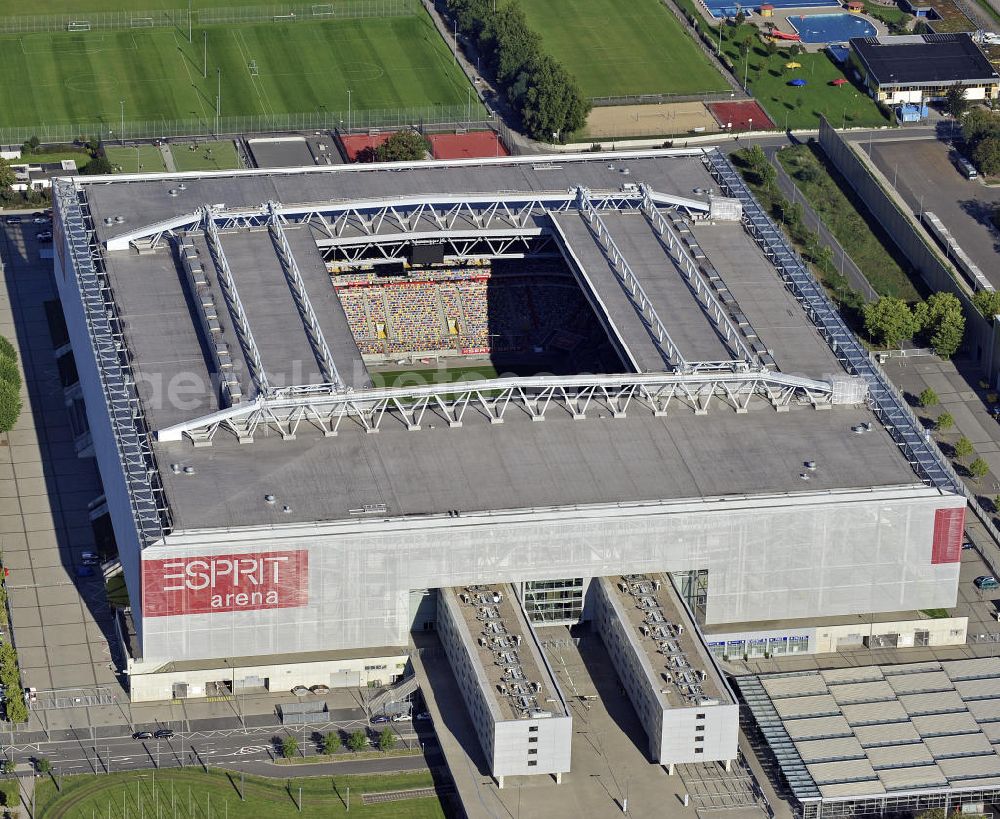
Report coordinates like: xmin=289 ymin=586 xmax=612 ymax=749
xmin=589 ymin=91 xmax=738 ymax=107
xmin=0 ymin=0 xmax=416 ymax=34
xmin=0 ymin=105 xmax=493 ymax=145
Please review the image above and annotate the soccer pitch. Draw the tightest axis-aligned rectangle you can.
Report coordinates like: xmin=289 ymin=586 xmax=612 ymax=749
xmin=520 ymin=0 xmax=729 ymax=98
xmin=0 ymin=13 xmax=473 ymax=131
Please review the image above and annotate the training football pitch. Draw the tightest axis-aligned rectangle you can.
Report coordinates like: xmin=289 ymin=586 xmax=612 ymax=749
xmin=520 ymin=0 xmax=729 ymax=98
xmin=0 ymin=12 xmax=474 ymax=132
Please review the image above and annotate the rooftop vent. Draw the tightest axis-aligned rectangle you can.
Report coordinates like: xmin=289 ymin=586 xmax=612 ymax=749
xmin=182 ymin=466 xmax=195 ymax=475
xmin=168 ymin=189 xmax=178 ymax=197
xmin=114 ymin=215 xmax=125 ymax=223
xmin=264 ymin=494 xmax=276 ymax=504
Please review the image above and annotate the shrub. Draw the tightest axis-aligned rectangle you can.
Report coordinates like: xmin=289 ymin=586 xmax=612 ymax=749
xmin=280 ymin=737 xmax=298 ymax=759
xmin=347 ymin=730 xmax=367 ymax=752
xmin=0 ymin=380 xmax=21 ymax=433
xmin=0 ymin=338 xmax=15 ymax=362
xmin=322 ymin=732 xmax=341 ymax=755
xmin=378 ymin=727 xmax=396 ymax=751
xmin=970 ymin=457 xmax=990 ymax=479
xmin=935 ymin=412 xmax=954 ymax=432
xmin=954 ymin=436 xmax=974 ymax=459
xmin=0 ymin=358 xmax=20 ymax=393
xmin=918 ymin=388 xmax=938 ymax=408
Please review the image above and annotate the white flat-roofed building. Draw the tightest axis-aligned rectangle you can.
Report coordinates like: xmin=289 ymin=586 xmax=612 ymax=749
xmin=437 ymin=585 xmax=571 ymax=786
xmin=594 ymin=574 xmax=738 ymax=766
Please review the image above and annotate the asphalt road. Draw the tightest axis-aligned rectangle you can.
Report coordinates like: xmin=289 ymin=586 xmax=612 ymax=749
xmin=6 ymin=710 xmax=437 ymax=776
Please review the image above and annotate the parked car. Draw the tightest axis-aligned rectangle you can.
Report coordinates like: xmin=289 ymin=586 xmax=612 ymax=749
xmin=391 ymin=713 xmax=412 ymax=722
xmin=153 ymin=729 xmax=174 ymax=739
xmin=132 ymin=731 xmax=153 ymax=740
xmin=370 ymin=714 xmax=391 ymax=724
xmin=974 ymin=575 xmax=1000 ymax=591
xmin=962 ymin=540 xmax=975 ymax=551
xmin=415 ymin=711 xmax=432 ymax=721
xmin=32 ymin=216 xmax=49 ymax=224
xmin=35 ymin=231 xmax=52 ymax=242
xmin=81 ymin=551 xmax=100 ymax=565
xmin=4 ymin=217 xmax=20 ymax=225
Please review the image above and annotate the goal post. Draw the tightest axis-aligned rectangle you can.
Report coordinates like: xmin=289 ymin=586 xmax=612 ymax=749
xmin=311 ymin=4 xmax=335 ymax=16
xmin=130 ymin=16 xmax=154 ymax=27
xmin=66 ymin=20 xmax=92 ymax=31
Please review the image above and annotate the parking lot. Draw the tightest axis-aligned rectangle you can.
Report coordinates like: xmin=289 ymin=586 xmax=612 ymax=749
xmin=863 ymin=136 xmax=1000 ymax=288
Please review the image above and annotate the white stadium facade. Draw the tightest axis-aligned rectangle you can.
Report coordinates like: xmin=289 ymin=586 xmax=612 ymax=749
xmin=50 ymin=149 xmax=965 ymax=779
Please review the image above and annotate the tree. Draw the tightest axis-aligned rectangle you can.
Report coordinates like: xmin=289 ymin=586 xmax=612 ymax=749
xmin=862 ymin=296 xmax=918 ymax=348
xmin=915 ymin=810 xmax=946 ymax=819
xmin=0 ymin=380 xmax=21 ymax=434
xmin=944 ymin=82 xmax=969 ymax=120
xmin=0 ymin=759 xmax=15 ymax=775
xmin=34 ymin=757 xmax=51 ymax=774
xmin=0 ymin=158 xmax=14 ymax=192
xmin=513 ymin=52 xmax=590 ymax=141
xmin=935 ymin=412 xmax=954 ymax=432
xmin=322 ymin=732 xmax=341 ymax=755
xmin=918 ymin=388 xmax=939 ymax=408
xmin=955 ymin=436 xmax=974 ymax=459
xmin=970 ymin=457 xmax=990 ymax=479
xmin=347 ymin=729 xmax=367 ymax=752
xmin=973 ymin=288 xmax=1000 ymax=318
xmin=81 ymin=155 xmax=113 ymax=176
xmin=280 ymin=736 xmax=298 ymax=758
xmin=375 ymin=130 xmax=431 ymax=163
xmin=915 ymin=292 xmax=965 ymax=358
xmin=972 ymin=135 xmax=1000 ymax=177
xmin=378 ymin=727 xmax=396 ymax=751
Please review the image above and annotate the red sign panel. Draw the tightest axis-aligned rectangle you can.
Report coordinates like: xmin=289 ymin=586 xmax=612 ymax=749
xmin=142 ymin=550 xmax=309 ymax=617
xmin=931 ymin=507 xmax=965 ymax=565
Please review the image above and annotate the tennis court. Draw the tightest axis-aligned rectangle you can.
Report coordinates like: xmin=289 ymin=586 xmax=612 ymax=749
xmin=701 ymin=0 xmax=837 ymax=18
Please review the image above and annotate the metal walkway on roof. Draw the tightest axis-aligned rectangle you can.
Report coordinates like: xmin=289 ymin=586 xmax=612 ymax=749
xmin=701 ymin=149 xmax=961 ymax=496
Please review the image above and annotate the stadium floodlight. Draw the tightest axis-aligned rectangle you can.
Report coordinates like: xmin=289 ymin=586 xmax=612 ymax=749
xmin=119 ymin=99 xmax=124 ymax=147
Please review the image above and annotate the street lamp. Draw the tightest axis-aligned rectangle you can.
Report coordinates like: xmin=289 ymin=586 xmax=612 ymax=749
xmin=347 ymin=89 xmax=352 ymax=133
xmin=119 ymin=99 xmax=124 ymax=146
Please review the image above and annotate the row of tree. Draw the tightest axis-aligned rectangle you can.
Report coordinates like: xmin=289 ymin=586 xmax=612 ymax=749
xmin=280 ymin=727 xmax=395 ymax=758
xmin=444 ymin=0 xmax=590 ymax=141
xmin=862 ymin=292 xmax=965 ymax=357
xmin=960 ymin=106 xmax=1000 ymax=177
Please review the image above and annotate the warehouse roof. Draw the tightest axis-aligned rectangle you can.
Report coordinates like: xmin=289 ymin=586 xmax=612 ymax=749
xmin=736 ymin=659 xmax=1000 ymax=808
xmin=850 ymin=33 xmax=1000 ymax=87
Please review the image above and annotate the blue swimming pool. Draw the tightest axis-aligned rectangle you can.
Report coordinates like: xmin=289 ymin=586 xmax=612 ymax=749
xmin=787 ymin=12 xmax=877 ymax=42
xmin=702 ymin=0 xmax=835 ymax=19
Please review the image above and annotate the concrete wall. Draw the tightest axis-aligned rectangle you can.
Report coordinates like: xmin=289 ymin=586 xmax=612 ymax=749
xmin=707 ymin=615 xmax=968 ymax=658
xmin=126 ymin=486 xmax=965 ymax=665
xmin=52 ymin=184 xmax=148 ymax=652
xmin=818 ymin=118 xmax=1000 ymax=380
xmin=128 ymin=651 xmax=407 ymax=702
xmin=436 ymin=588 xmax=499 ymax=769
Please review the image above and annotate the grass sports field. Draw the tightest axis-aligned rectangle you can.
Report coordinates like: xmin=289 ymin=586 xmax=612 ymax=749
xmin=170 ymin=139 xmax=242 ymax=170
xmin=34 ymin=768 xmax=444 ymax=818
xmin=0 ymin=13 xmax=473 ymax=131
xmin=520 ymin=0 xmax=728 ymax=98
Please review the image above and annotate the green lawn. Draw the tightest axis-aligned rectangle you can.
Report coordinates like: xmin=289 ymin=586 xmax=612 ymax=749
xmin=15 ymin=148 xmax=93 ymax=169
xmin=105 ymin=144 xmax=168 ymax=173
xmin=170 ymin=139 xmax=242 ymax=170
xmin=35 ymin=768 xmax=445 ymax=819
xmin=719 ymin=23 xmax=890 ymax=130
xmin=777 ymin=144 xmax=918 ymax=301
xmin=371 ymin=363 xmax=499 ymax=389
xmin=520 ymin=0 xmax=728 ymax=98
xmin=0 ymin=13 xmax=474 ymax=133
xmin=0 ymin=0 xmax=368 ymax=15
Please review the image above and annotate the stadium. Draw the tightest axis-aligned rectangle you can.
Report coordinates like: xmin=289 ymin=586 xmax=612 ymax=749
xmin=51 ymin=149 xmax=965 ymax=779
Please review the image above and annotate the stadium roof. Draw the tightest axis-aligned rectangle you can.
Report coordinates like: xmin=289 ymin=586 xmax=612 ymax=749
xmin=60 ymin=151 xmax=932 ymax=535
xmin=736 ymin=659 xmax=1000 ymax=809
xmin=850 ymin=34 xmax=1000 ymax=87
